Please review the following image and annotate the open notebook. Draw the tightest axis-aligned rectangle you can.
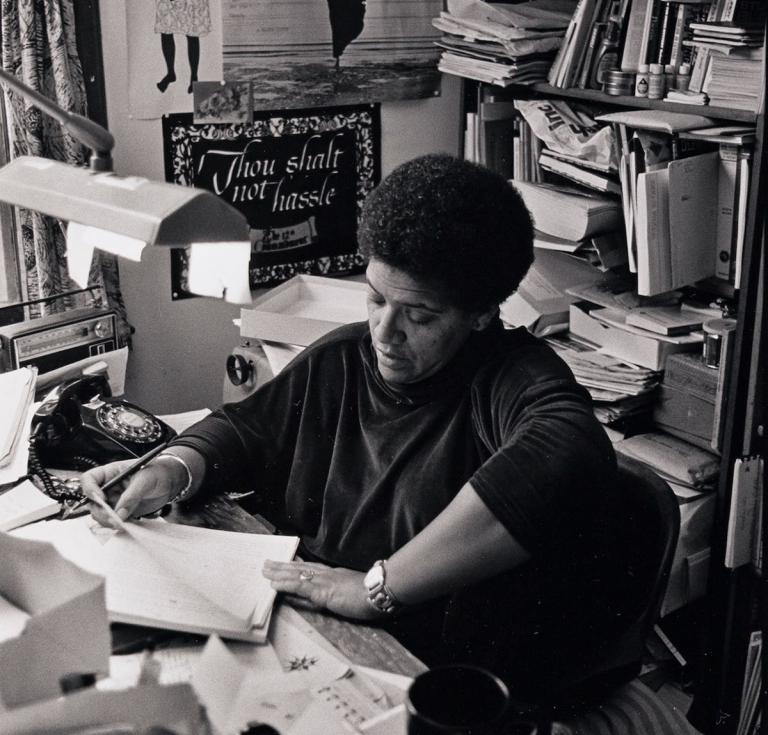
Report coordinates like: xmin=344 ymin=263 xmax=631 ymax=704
xmin=13 ymin=516 xmax=299 ymax=642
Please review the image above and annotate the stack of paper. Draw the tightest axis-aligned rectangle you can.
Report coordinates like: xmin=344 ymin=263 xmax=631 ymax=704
xmin=433 ymin=0 xmax=574 ymax=87
xmin=0 ymin=480 xmax=60 ymax=532
xmin=0 ymin=368 xmax=37 ymax=483
xmin=14 ymin=516 xmax=299 ymax=642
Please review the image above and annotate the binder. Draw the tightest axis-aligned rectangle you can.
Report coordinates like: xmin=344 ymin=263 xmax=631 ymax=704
xmin=724 ymin=456 xmax=763 ymax=569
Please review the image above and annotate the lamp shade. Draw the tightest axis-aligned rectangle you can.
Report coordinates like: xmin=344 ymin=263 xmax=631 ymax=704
xmin=0 ymin=156 xmax=249 ymax=246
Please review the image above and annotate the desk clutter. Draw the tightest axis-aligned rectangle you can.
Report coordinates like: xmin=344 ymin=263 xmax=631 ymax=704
xmin=0 ymin=515 xmax=412 ymax=734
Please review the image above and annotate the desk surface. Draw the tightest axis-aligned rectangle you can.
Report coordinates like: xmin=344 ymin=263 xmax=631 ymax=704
xmin=169 ymin=494 xmax=427 ymax=679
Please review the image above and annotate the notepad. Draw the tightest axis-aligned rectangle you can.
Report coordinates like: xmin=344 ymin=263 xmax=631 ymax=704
xmin=14 ymin=516 xmax=299 ymax=642
xmin=0 ymin=480 xmax=60 ymax=532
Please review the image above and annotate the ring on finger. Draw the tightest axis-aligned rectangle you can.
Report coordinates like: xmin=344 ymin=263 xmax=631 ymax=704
xmin=299 ymin=569 xmax=315 ymax=582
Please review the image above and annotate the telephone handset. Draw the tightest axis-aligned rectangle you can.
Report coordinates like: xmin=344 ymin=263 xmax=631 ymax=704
xmin=30 ymin=374 xmax=176 ymax=471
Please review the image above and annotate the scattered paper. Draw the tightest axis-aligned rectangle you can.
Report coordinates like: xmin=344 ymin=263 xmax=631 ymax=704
xmin=98 ymin=645 xmax=204 ymax=691
xmin=0 ymin=682 xmax=202 ymax=735
xmin=0 ymin=596 xmax=30 ymax=646
xmin=0 ymin=480 xmax=60 ymax=533
xmin=0 ymin=531 xmax=110 ymax=708
xmin=191 ymin=635 xmax=328 ymax=735
xmin=270 ymin=604 xmax=352 ymax=681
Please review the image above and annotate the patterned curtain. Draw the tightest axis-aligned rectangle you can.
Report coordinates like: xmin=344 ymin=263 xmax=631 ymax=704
xmin=0 ymin=0 xmax=131 ymax=344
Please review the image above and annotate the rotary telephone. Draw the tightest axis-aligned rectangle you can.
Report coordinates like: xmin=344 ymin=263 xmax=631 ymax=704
xmin=29 ymin=374 xmax=176 ymax=472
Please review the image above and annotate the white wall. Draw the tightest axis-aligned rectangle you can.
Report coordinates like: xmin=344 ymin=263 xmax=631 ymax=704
xmin=99 ymin=2 xmax=461 ymax=414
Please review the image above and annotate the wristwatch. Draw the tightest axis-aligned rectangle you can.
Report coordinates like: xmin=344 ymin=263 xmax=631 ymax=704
xmin=363 ymin=559 xmax=402 ymax=615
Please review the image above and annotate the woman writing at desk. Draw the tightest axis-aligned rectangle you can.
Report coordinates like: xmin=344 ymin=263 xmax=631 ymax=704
xmin=84 ymin=154 xmax=624 ymax=704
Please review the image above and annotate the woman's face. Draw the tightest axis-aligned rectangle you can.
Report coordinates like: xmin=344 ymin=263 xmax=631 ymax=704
xmin=366 ymin=258 xmax=491 ymax=385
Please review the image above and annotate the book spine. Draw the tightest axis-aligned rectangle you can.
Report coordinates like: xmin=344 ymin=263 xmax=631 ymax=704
xmin=620 ymin=0 xmax=655 ymax=70
xmin=715 ymin=144 xmax=739 ymax=280
xmin=658 ymin=1 xmax=680 ymax=65
xmin=512 ymin=117 xmax=523 ymax=181
xmin=579 ymin=23 xmax=607 ymax=88
xmin=733 ymin=148 xmax=752 ymax=289
xmin=647 ymin=0 xmax=667 ymax=65
xmin=720 ymin=0 xmax=739 ymax=23
xmin=566 ymin=0 xmax=600 ymax=88
xmin=548 ymin=4 xmax=580 ymax=87
xmin=668 ymin=4 xmax=688 ymax=68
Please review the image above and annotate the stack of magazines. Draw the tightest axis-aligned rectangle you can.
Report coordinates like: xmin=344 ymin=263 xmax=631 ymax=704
xmin=433 ymin=0 xmax=576 ymax=87
xmin=545 ymin=334 xmax=661 ymax=436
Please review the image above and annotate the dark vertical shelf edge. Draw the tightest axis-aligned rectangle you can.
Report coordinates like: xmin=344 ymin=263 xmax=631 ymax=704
xmin=73 ymin=0 xmax=108 ymax=130
xmin=687 ymin=14 xmax=768 ymax=734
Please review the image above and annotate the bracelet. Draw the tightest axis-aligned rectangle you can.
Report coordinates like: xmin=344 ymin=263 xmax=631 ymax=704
xmin=154 ymin=452 xmax=195 ymax=502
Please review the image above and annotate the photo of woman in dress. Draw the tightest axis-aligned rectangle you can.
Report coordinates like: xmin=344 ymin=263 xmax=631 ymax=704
xmin=154 ymin=0 xmax=211 ymax=94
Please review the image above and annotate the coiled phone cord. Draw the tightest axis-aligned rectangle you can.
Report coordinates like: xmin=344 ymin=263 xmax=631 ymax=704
xmin=27 ymin=428 xmax=97 ymax=502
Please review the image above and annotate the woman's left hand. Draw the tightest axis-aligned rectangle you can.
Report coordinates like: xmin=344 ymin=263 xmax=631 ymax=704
xmin=262 ymin=560 xmax=382 ymax=621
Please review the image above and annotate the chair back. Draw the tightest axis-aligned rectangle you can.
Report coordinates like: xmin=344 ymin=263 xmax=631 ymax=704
xmin=594 ymin=453 xmax=681 ymax=679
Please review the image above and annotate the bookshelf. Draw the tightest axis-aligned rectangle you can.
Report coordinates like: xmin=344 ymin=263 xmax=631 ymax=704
xmin=502 ymin=83 xmax=760 ymax=124
xmin=457 ymin=39 xmax=766 ymax=734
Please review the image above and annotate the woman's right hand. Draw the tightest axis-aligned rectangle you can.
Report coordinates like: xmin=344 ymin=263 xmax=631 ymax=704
xmin=81 ymin=457 xmax=187 ymax=528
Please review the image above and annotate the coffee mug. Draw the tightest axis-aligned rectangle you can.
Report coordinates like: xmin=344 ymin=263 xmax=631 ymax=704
xmin=406 ymin=664 xmax=515 ymax=734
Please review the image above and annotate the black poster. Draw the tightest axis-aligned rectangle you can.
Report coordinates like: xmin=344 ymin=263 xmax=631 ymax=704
xmin=163 ymin=104 xmax=380 ymax=298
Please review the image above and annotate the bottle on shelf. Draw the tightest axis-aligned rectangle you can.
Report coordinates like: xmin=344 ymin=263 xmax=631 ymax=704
xmin=648 ymin=63 xmax=665 ymax=99
xmin=593 ymin=1 xmax=622 ymax=86
xmin=635 ymin=64 xmax=650 ymax=97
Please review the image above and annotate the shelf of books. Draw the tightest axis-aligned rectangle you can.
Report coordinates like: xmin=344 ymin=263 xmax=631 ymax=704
xmin=511 ymin=83 xmax=759 ymax=123
xmin=436 ymin=1 xmax=765 ymax=732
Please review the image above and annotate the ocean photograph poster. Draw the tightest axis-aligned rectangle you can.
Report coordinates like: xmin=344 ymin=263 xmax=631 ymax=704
xmin=220 ymin=0 xmax=442 ymax=110
xmin=163 ymin=105 xmax=381 ymax=297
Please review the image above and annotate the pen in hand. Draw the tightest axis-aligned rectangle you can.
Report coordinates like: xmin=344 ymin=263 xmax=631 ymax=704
xmin=77 ymin=442 xmax=170 ymax=522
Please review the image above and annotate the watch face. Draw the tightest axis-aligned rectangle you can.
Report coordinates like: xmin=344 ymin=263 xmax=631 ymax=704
xmin=364 ymin=563 xmax=384 ymax=590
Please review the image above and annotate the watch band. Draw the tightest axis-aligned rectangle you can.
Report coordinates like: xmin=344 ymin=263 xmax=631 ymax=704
xmin=365 ymin=559 xmax=402 ymax=615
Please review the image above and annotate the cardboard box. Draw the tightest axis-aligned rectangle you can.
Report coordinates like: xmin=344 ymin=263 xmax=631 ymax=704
xmin=568 ymin=302 xmax=700 ymax=370
xmin=661 ymin=493 xmax=716 ymax=616
xmin=653 ymin=353 xmax=718 ymax=450
xmin=240 ymin=275 xmax=368 ymax=347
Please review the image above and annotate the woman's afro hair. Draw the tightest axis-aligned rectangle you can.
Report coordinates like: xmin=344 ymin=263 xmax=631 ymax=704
xmin=358 ymin=153 xmax=534 ymax=312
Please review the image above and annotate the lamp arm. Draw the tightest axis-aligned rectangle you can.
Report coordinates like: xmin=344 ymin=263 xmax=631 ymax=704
xmin=0 ymin=67 xmax=114 ymax=171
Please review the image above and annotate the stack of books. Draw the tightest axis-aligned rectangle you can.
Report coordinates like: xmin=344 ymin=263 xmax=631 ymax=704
xmin=433 ymin=0 xmax=575 ymax=86
xmin=513 ymin=180 xmax=626 ymax=268
xmin=702 ymin=46 xmax=765 ymax=111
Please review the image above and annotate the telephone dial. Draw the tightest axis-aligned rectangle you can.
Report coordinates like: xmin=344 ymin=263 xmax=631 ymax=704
xmin=30 ymin=374 xmax=176 ymax=472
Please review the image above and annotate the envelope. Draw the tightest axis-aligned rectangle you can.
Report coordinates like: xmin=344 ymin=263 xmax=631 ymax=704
xmin=0 ymin=532 xmax=110 ymax=708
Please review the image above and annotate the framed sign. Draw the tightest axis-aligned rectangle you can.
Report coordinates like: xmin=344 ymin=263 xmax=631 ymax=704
xmin=163 ymin=104 xmax=380 ymax=298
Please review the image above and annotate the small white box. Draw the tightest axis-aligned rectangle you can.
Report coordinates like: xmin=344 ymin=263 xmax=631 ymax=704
xmin=240 ymin=275 xmax=368 ymax=347
xmin=661 ymin=493 xmax=716 ymax=616
xmin=569 ymin=302 xmax=699 ymax=371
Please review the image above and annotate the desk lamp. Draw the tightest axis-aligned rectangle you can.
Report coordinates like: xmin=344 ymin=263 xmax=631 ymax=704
xmin=0 ymin=68 xmax=251 ymax=302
